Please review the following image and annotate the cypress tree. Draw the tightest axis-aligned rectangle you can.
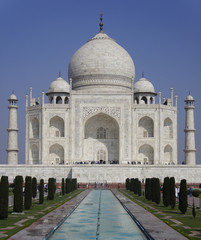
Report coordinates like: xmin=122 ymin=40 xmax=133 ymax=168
xmin=126 ymin=178 xmax=130 ymax=190
xmin=145 ymin=178 xmax=151 ymax=200
xmin=130 ymin=178 xmax=134 ymax=192
xmin=13 ymin=175 xmax=23 ymax=212
xmin=48 ymin=178 xmax=55 ymax=200
xmin=72 ymin=178 xmax=77 ymax=191
xmin=0 ymin=176 xmax=9 ymax=219
xmin=66 ymin=178 xmax=71 ymax=193
xmin=163 ymin=177 xmax=170 ymax=207
xmin=62 ymin=178 xmax=65 ymax=195
xmin=179 ymin=179 xmax=188 ymax=214
xmin=138 ymin=180 xmax=142 ymax=196
xmin=170 ymin=177 xmax=176 ymax=209
xmin=155 ymin=178 xmax=161 ymax=204
xmin=134 ymin=178 xmax=139 ymax=195
xmin=32 ymin=177 xmax=37 ymax=199
xmin=151 ymin=178 xmax=155 ymax=202
xmin=24 ymin=176 xmax=32 ymax=210
xmin=39 ymin=179 xmax=44 ymax=204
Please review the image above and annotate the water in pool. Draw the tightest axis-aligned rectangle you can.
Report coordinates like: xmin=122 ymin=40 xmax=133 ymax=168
xmin=49 ymin=190 xmax=147 ymax=240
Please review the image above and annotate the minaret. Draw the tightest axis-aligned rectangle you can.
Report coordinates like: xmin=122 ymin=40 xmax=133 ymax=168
xmin=7 ymin=93 xmax=19 ymax=164
xmin=184 ymin=93 xmax=196 ymax=165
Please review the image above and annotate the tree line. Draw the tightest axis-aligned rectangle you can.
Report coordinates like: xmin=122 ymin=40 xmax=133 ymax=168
xmin=126 ymin=177 xmax=190 ymax=214
xmin=0 ymin=175 xmax=77 ymax=219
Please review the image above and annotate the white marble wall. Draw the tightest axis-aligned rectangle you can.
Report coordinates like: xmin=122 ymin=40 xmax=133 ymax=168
xmin=1 ymin=165 xmax=201 ymax=184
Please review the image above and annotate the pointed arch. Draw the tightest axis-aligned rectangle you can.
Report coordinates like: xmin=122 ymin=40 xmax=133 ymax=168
xmin=49 ymin=143 xmax=64 ymax=165
xmin=30 ymin=118 xmax=39 ymax=138
xmin=139 ymin=116 xmax=154 ymax=137
xmin=139 ymin=144 xmax=154 ymax=165
xmin=64 ymin=97 xmax=69 ymax=104
xmin=30 ymin=144 xmax=39 ymax=164
xmin=141 ymin=96 xmax=147 ymax=104
xmin=164 ymin=144 xmax=173 ymax=163
xmin=84 ymin=113 xmax=119 ymax=163
xmin=164 ymin=117 xmax=173 ymax=138
xmin=49 ymin=116 xmax=64 ymax=137
xmin=56 ymin=96 xmax=62 ymax=104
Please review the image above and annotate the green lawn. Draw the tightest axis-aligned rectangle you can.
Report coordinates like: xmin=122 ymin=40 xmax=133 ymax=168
xmin=0 ymin=189 xmax=84 ymax=240
xmin=120 ymin=190 xmax=201 ymax=240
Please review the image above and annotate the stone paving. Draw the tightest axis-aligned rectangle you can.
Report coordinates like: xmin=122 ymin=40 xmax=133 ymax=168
xmin=8 ymin=190 xmax=89 ymax=240
xmin=112 ymin=190 xmax=188 ymax=240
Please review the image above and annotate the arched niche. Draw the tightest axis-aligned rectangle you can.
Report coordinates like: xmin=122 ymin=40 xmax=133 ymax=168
xmin=30 ymin=144 xmax=39 ymax=164
xmin=164 ymin=144 xmax=173 ymax=163
xmin=84 ymin=113 xmax=119 ymax=164
xmin=30 ymin=118 xmax=39 ymax=138
xmin=164 ymin=118 xmax=173 ymax=138
xmin=139 ymin=144 xmax=154 ymax=165
xmin=56 ymin=96 xmax=62 ymax=104
xmin=49 ymin=143 xmax=64 ymax=165
xmin=138 ymin=116 xmax=154 ymax=138
xmin=49 ymin=116 xmax=64 ymax=137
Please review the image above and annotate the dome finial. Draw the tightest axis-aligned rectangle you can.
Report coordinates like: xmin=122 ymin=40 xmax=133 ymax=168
xmin=59 ymin=72 xmax=61 ymax=77
xmin=99 ymin=13 xmax=103 ymax=32
xmin=142 ymin=71 xmax=144 ymax=78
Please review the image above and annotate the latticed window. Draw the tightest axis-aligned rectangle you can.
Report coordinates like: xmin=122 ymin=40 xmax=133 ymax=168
xmin=97 ymin=127 xmax=106 ymax=139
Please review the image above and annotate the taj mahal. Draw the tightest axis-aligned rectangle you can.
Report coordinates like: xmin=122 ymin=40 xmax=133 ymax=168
xmin=1 ymin=17 xmax=201 ymax=184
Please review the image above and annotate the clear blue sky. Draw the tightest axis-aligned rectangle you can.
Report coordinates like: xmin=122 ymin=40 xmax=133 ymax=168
xmin=0 ymin=0 xmax=201 ymax=164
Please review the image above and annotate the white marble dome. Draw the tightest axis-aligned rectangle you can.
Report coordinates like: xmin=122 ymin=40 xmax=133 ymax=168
xmin=134 ymin=76 xmax=155 ymax=93
xmin=68 ymin=31 xmax=135 ymax=91
xmin=47 ymin=76 xmax=70 ymax=94
xmin=185 ymin=94 xmax=194 ymax=101
xmin=9 ymin=93 xmax=18 ymax=100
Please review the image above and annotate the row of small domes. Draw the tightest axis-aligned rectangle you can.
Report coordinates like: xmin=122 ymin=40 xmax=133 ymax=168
xmin=47 ymin=74 xmax=155 ymax=94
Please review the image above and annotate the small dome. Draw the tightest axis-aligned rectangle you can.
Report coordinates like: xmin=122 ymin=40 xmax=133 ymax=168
xmin=47 ymin=76 xmax=70 ymax=94
xmin=185 ymin=94 xmax=194 ymax=101
xmin=9 ymin=93 xmax=18 ymax=101
xmin=68 ymin=31 xmax=135 ymax=91
xmin=134 ymin=76 xmax=155 ymax=94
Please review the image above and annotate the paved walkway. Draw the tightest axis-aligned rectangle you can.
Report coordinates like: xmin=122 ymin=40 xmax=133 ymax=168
xmin=112 ymin=190 xmax=188 ymax=240
xmin=8 ymin=189 xmax=188 ymax=240
xmin=8 ymin=190 xmax=89 ymax=240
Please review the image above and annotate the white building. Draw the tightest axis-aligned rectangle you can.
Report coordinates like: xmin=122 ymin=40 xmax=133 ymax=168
xmin=25 ymin=24 xmax=178 ymax=167
xmin=2 ymin=18 xmax=199 ymax=184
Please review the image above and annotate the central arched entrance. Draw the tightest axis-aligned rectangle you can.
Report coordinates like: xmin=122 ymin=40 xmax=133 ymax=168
xmin=84 ymin=113 xmax=119 ymax=164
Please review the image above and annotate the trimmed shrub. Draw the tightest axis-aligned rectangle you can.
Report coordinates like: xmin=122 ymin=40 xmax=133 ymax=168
xmin=39 ymin=179 xmax=44 ymax=204
xmin=138 ymin=180 xmax=142 ymax=196
xmin=192 ymin=189 xmax=200 ymax=197
xmin=24 ymin=176 xmax=32 ymax=210
xmin=66 ymin=178 xmax=71 ymax=193
xmin=151 ymin=178 xmax=155 ymax=202
xmin=155 ymin=178 xmax=161 ymax=204
xmin=126 ymin=178 xmax=130 ymax=190
xmin=72 ymin=178 xmax=77 ymax=191
xmin=170 ymin=177 xmax=176 ymax=209
xmin=13 ymin=175 xmax=23 ymax=212
xmin=130 ymin=178 xmax=134 ymax=192
xmin=62 ymin=178 xmax=65 ymax=195
xmin=179 ymin=179 xmax=188 ymax=214
xmin=145 ymin=178 xmax=151 ymax=200
xmin=0 ymin=176 xmax=9 ymax=219
xmin=163 ymin=177 xmax=170 ymax=207
xmin=134 ymin=178 xmax=139 ymax=195
xmin=32 ymin=177 xmax=37 ymax=199
xmin=48 ymin=178 xmax=56 ymax=200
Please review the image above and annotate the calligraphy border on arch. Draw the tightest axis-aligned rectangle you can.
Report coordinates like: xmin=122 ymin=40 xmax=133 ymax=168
xmin=83 ymin=106 xmax=121 ymax=123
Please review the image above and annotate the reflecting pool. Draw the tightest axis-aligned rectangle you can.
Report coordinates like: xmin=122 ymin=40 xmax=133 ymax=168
xmin=49 ymin=190 xmax=147 ymax=240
